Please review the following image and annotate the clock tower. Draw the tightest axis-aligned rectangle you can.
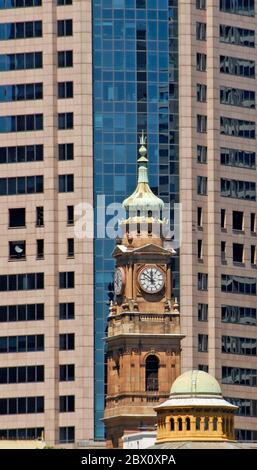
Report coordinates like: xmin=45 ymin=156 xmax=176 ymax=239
xmin=103 ymin=133 xmax=184 ymax=448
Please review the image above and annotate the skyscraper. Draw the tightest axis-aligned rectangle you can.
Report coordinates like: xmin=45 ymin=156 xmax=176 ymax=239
xmin=0 ymin=0 xmax=257 ymax=448
xmin=0 ymin=0 xmax=94 ymax=447
xmin=179 ymin=0 xmax=257 ymax=441
xmin=93 ymin=0 xmax=179 ymax=440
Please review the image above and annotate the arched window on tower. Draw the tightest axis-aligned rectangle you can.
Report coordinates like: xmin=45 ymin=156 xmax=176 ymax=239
xmin=178 ymin=417 xmax=183 ymax=431
xmin=145 ymin=355 xmax=159 ymax=391
xmin=186 ymin=417 xmax=191 ymax=431
xmin=196 ymin=417 xmax=201 ymax=430
xmin=170 ymin=418 xmax=175 ymax=431
xmin=148 ymin=210 xmax=152 ymax=234
xmin=137 ymin=210 xmax=141 ymax=234
xmin=213 ymin=417 xmax=218 ymax=431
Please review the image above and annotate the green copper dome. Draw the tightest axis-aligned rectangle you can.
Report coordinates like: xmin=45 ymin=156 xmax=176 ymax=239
xmin=122 ymin=132 xmax=164 ymax=212
xmin=170 ymin=370 xmax=222 ymax=396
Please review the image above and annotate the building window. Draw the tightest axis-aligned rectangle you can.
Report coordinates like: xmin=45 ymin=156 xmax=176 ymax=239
xmin=251 ymin=213 xmax=256 ymax=232
xmin=58 ymin=174 xmax=74 ymax=192
xmin=36 ymin=240 xmax=44 ymax=259
xmin=198 ymin=364 xmax=209 ymax=372
xmin=220 ymin=178 xmax=256 ymax=200
xmin=59 ymin=426 xmax=75 ymax=444
xmin=0 ymin=144 xmax=43 ymax=164
xmin=220 ymin=87 xmax=255 ymax=109
xmin=0 ymin=83 xmax=43 ymax=102
xmin=198 ymin=240 xmax=203 ymax=260
xmin=0 ymin=114 xmax=43 ymax=133
xmin=0 ymin=428 xmax=44 ymax=440
xmin=57 ymin=19 xmax=73 ymax=37
xmin=236 ymin=429 xmax=257 ymax=441
xmin=0 ymin=51 xmax=42 ymax=71
xmin=220 ymin=55 xmax=255 ymax=78
xmin=196 ymin=52 xmax=207 ymax=71
xmin=197 ymin=207 xmax=203 ymax=227
xmin=36 ymin=206 xmax=44 ymax=227
xmin=222 ymin=366 xmax=257 ymax=387
xmin=220 ymin=117 xmax=255 ymax=139
xmin=59 ymin=364 xmax=75 ymax=381
xmin=58 ymin=81 xmax=73 ymax=99
xmin=67 ymin=238 xmax=74 ymax=257
xmin=0 ymin=334 xmax=44 ymax=353
xmin=57 ymin=0 xmax=72 ymax=4
xmin=59 ymin=271 xmax=74 ymax=289
xmin=59 ymin=395 xmax=75 ymax=412
xmin=0 ymin=365 xmax=44 ymax=384
xmin=67 ymin=205 xmax=74 ymax=225
xmin=198 ymin=272 xmax=208 ymax=291
xmin=0 ymin=304 xmax=44 ymax=322
xmin=221 ymin=241 xmax=226 ymax=263
xmin=0 ymin=21 xmax=42 ymax=40
xmin=221 ymin=305 xmax=257 ymax=326
xmin=198 ymin=303 xmax=208 ymax=321
xmin=198 ymin=334 xmax=208 ymax=352
xmin=226 ymin=397 xmax=257 ymax=417
xmin=233 ymin=211 xmax=244 ymax=231
xmin=197 ymin=176 xmax=208 ymax=195
xmin=59 ymin=303 xmax=75 ymax=320
xmin=219 ymin=25 xmax=255 ymax=48
xmin=0 ymin=273 xmax=44 ymax=291
xmin=0 ymin=176 xmax=44 ymax=196
xmin=196 ymin=22 xmax=206 ymax=41
xmin=9 ymin=208 xmax=25 ymax=228
xmin=59 ymin=333 xmax=74 ymax=351
xmin=197 ymin=114 xmax=207 ymax=133
xmin=0 ymin=396 xmax=44 ymax=415
xmin=197 ymin=84 xmax=207 ymax=102
xmin=219 ymin=0 xmax=255 ymax=16
xmin=221 ymin=274 xmax=256 ymax=295
xmin=251 ymin=245 xmax=256 ymax=265
xmin=0 ymin=0 xmax=42 ymax=7
xmin=58 ymin=112 xmax=73 ymax=130
xmin=221 ymin=209 xmax=226 ymax=229
xmin=220 ymin=148 xmax=255 ymax=169
xmin=222 ymin=335 xmax=257 ymax=356
xmin=9 ymin=241 xmax=26 ymax=260
xmin=197 ymin=145 xmax=207 ymax=164
xmin=58 ymin=50 xmax=73 ymax=68
xmin=58 ymin=143 xmax=74 ymax=161
xmin=196 ymin=0 xmax=206 ymax=9
xmin=145 ymin=355 xmax=159 ymax=392
xmin=233 ymin=243 xmax=244 ymax=263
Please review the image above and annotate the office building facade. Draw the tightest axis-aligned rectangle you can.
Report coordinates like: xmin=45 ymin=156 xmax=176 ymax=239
xmin=0 ymin=0 xmax=257 ymax=446
xmin=180 ymin=0 xmax=257 ymax=441
xmin=0 ymin=0 xmax=94 ymax=447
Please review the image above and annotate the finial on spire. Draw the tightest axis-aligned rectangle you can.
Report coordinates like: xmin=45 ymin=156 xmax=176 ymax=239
xmin=140 ymin=129 xmax=147 ymax=146
xmin=138 ymin=130 xmax=148 ymax=161
xmin=122 ymin=129 xmax=164 ymax=212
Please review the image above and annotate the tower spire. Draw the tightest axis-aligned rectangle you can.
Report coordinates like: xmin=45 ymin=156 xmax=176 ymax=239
xmin=137 ymin=130 xmax=149 ymax=184
xmin=122 ymin=131 xmax=164 ymax=212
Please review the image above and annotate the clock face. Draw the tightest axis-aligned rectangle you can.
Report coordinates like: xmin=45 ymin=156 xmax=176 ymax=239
xmin=114 ymin=268 xmax=125 ymax=295
xmin=138 ymin=266 xmax=165 ymax=294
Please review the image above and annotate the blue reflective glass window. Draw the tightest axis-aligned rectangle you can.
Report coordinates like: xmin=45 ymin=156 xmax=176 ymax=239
xmin=113 ymin=0 xmax=124 ymax=7
xmin=148 ymin=22 xmax=157 ymax=40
